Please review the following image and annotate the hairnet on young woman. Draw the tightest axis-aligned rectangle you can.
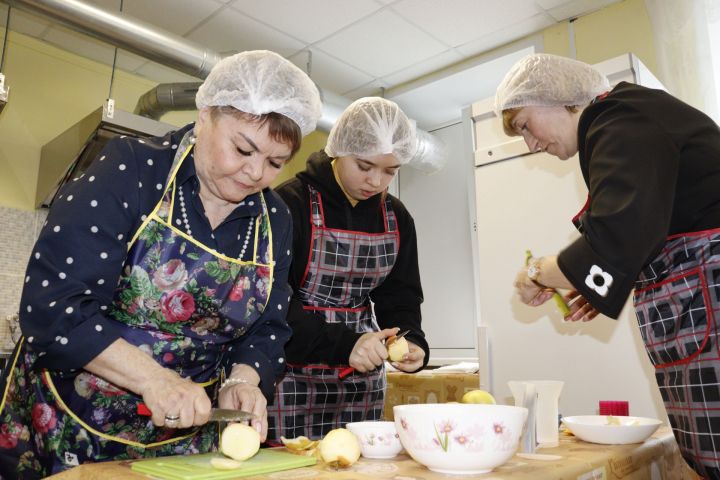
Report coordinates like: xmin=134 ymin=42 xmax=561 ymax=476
xmin=195 ymin=50 xmax=323 ymax=136
xmin=325 ymin=97 xmax=417 ymax=165
xmin=494 ymin=53 xmax=610 ymax=115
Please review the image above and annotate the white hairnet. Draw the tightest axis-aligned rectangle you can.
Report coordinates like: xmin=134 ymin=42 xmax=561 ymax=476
xmin=196 ymin=50 xmax=322 ymax=136
xmin=494 ymin=53 xmax=610 ymax=115
xmin=325 ymin=97 xmax=417 ymax=164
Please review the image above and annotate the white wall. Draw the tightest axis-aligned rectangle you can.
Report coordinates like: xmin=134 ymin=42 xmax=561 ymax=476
xmin=398 ymin=121 xmax=478 ymax=364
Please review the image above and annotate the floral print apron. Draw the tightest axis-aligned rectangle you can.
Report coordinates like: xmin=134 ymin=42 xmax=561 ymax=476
xmin=267 ymin=185 xmax=399 ymax=442
xmin=0 ymin=133 xmax=274 ymax=478
xmin=634 ymin=228 xmax=720 ymax=479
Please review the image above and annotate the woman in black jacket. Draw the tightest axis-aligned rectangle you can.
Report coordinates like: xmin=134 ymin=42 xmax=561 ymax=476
xmin=497 ymin=53 xmax=720 ymax=479
xmin=267 ymin=97 xmax=429 ymax=442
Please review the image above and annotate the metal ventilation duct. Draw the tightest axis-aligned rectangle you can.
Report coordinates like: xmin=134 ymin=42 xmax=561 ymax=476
xmin=133 ymin=82 xmax=200 ymax=119
xmin=6 ymin=0 xmax=447 ymax=174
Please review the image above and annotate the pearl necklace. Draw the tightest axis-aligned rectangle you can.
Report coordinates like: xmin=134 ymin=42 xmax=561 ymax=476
xmin=177 ymin=183 xmax=255 ymax=260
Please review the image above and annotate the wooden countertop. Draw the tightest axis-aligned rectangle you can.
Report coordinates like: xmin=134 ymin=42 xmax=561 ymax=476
xmin=48 ymin=427 xmax=699 ymax=480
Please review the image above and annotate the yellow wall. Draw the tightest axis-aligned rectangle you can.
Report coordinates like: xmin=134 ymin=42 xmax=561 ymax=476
xmin=542 ymin=0 xmax=656 ymax=72
xmin=273 ymin=131 xmax=328 ymax=187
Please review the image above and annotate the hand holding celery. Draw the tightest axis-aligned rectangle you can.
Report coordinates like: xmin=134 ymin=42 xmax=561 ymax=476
xmin=525 ymin=250 xmax=571 ymax=316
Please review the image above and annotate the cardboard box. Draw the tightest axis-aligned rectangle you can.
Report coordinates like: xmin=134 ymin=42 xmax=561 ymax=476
xmin=384 ymin=371 xmax=480 ymax=420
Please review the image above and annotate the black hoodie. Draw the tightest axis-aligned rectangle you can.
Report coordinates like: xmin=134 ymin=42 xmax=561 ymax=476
xmin=275 ymin=151 xmax=429 ymax=370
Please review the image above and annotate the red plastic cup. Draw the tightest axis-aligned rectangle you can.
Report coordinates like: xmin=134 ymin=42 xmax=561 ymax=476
xmin=599 ymin=400 xmax=629 ymax=416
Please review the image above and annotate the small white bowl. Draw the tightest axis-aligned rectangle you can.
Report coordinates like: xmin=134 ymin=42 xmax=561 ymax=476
xmin=346 ymin=421 xmax=403 ymax=459
xmin=562 ymin=415 xmax=663 ymax=444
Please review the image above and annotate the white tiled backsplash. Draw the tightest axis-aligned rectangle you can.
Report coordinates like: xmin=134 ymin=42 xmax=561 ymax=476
xmin=0 ymin=206 xmax=48 ymax=337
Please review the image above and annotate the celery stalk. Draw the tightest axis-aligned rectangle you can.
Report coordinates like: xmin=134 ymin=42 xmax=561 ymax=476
xmin=525 ymin=249 xmax=570 ymax=317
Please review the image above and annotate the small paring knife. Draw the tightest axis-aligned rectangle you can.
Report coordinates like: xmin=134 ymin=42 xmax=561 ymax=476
xmin=137 ymin=403 xmax=257 ymax=422
xmin=393 ymin=329 xmax=411 ymax=340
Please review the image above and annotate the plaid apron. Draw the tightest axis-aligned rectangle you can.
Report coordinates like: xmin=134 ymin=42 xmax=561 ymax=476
xmin=267 ymin=185 xmax=399 ymax=442
xmin=0 ymin=134 xmax=274 ymax=478
xmin=634 ymin=228 xmax=720 ymax=479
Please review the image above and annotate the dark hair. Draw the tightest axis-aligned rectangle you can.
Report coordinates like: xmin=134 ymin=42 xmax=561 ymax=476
xmin=501 ymin=105 xmax=579 ymax=137
xmin=209 ymin=106 xmax=303 ymax=159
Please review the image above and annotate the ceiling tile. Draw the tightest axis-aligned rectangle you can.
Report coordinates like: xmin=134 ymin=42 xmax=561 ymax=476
xmin=119 ymin=0 xmax=227 ymax=36
xmin=187 ymin=7 xmax=304 ymax=57
xmin=387 ymin=46 xmax=535 ymax=130
xmin=43 ymin=26 xmax=116 ymax=65
xmin=7 ymin=9 xmax=51 ymax=38
xmin=546 ymin=0 xmax=619 ymax=21
xmin=391 ymin=0 xmax=541 ymax=47
xmin=230 ymin=0 xmax=381 ymax=44
xmin=535 ymin=0 xmax=572 ymax=8
xmin=288 ymin=48 xmax=373 ymax=96
xmin=341 ymin=78 xmax=390 ymax=100
xmin=382 ymin=49 xmax=463 ymax=87
xmin=456 ymin=12 xmax=553 ymax=57
xmin=316 ymin=9 xmax=447 ymax=78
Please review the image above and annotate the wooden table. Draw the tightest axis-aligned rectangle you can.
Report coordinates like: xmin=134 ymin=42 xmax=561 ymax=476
xmin=48 ymin=427 xmax=699 ymax=480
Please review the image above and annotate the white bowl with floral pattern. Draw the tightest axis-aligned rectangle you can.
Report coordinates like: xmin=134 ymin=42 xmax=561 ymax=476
xmin=346 ymin=421 xmax=403 ymax=459
xmin=394 ymin=403 xmax=528 ymax=474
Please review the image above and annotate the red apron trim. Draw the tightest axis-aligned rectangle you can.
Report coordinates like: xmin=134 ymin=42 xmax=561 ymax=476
xmin=633 ymin=267 xmax=702 ymax=296
xmin=667 ymin=225 xmax=720 ymax=241
xmin=571 ymin=194 xmax=591 ymax=225
xmin=638 ymin=268 xmax=713 ymax=369
xmin=595 ymin=92 xmax=610 ymax=102
xmin=302 ymin=305 xmax=369 ymax=313
xmin=285 ymin=363 xmax=346 ymax=370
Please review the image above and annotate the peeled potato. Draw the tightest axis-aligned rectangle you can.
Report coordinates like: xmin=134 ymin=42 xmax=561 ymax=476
xmin=210 ymin=457 xmax=243 ymax=470
xmin=387 ymin=336 xmax=409 ymax=362
xmin=461 ymin=389 xmax=496 ymax=404
xmin=318 ymin=428 xmax=361 ymax=467
xmin=220 ymin=423 xmax=261 ymax=461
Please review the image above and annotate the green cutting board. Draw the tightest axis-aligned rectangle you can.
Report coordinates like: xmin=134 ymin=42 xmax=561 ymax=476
xmin=130 ymin=449 xmax=317 ymax=479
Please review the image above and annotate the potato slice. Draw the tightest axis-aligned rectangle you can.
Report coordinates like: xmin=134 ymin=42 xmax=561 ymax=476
xmin=386 ymin=336 xmax=409 ymax=362
xmin=220 ymin=423 xmax=261 ymax=461
xmin=210 ymin=457 xmax=243 ymax=470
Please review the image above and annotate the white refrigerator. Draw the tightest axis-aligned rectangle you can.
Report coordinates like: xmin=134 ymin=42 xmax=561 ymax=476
xmin=470 ymin=53 xmax=668 ymax=420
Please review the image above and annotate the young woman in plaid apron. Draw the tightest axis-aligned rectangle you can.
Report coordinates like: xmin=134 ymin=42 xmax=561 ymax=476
xmin=0 ymin=51 xmax=322 ymax=478
xmin=267 ymin=98 xmax=430 ymax=442
xmin=497 ymin=54 xmax=720 ymax=478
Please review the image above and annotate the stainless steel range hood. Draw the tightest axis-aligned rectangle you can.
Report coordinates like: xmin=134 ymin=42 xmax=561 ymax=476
xmin=37 ymin=105 xmax=174 ymax=207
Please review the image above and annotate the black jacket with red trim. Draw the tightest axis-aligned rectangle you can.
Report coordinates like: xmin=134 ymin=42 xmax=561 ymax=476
xmin=558 ymin=82 xmax=720 ymax=318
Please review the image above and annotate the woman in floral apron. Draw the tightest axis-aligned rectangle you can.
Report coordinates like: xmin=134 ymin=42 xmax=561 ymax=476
xmin=497 ymin=53 xmax=720 ymax=479
xmin=0 ymin=50 xmax=322 ymax=478
xmin=267 ymin=98 xmax=430 ymax=442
